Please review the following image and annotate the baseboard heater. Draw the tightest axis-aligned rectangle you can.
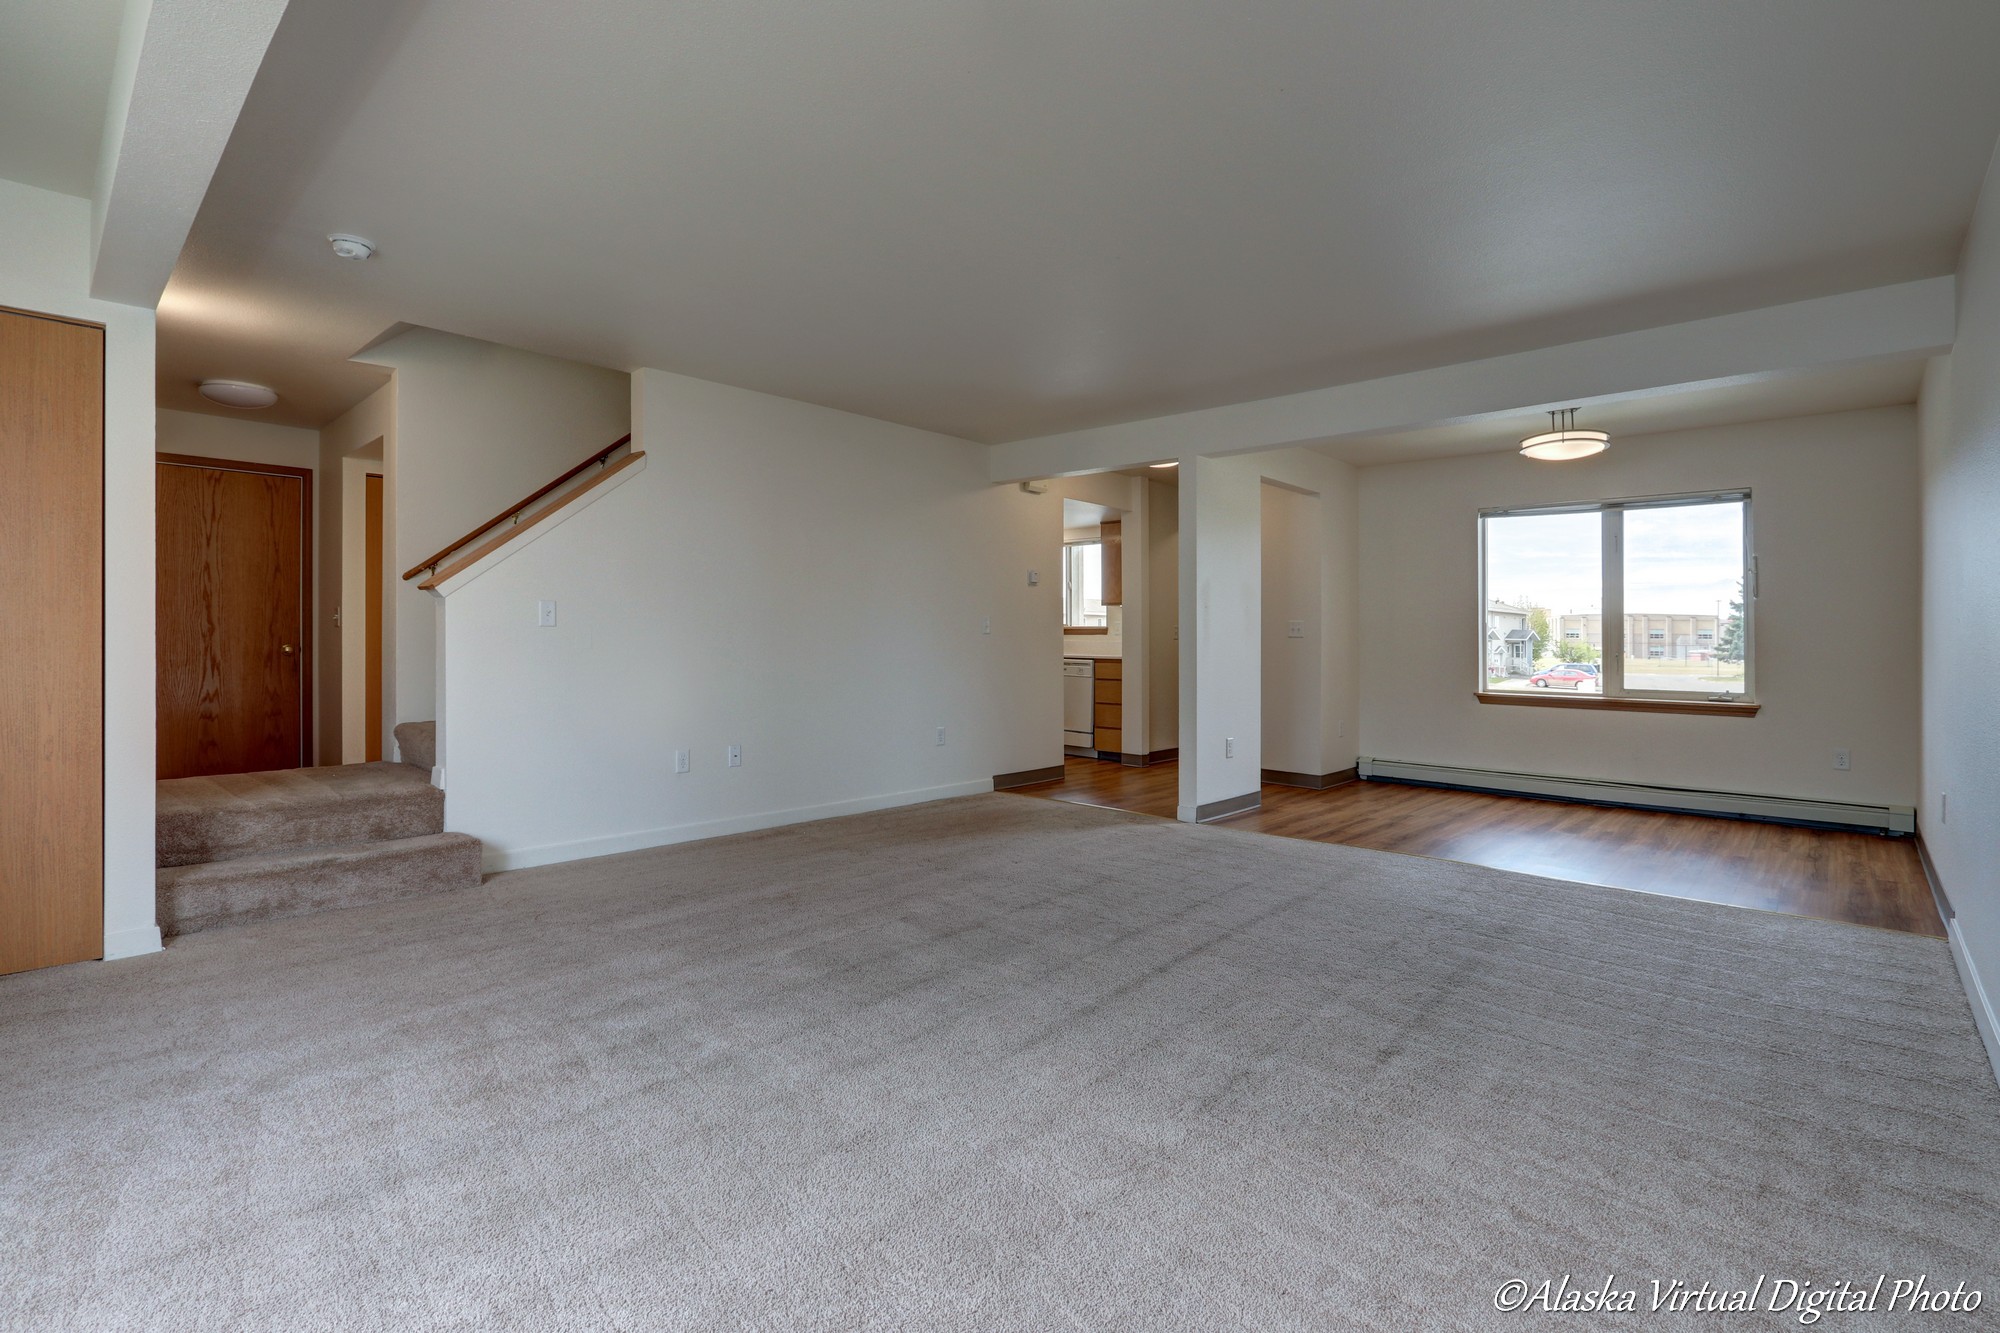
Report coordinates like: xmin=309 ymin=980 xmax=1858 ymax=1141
xmin=1355 ymin=758 xmax=1916 ymax=834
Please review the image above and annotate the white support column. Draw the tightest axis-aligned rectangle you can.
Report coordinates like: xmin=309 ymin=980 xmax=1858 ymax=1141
xmin=1177 ymin=455 xmax=1263 ymax=822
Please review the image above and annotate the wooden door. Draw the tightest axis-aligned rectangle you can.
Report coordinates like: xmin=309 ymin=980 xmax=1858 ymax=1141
xmin=156 ymin=456 xmax=312 ymax=779
xmin=0 ymin=307 xmax=104 ymax=974
xmin=365 ymin=473 xmax=383 ymax=761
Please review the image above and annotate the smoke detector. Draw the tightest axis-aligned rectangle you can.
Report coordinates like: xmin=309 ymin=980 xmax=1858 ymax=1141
xmin=198 ymin=380 xmax=278 ymax=409
xmin=327 ymin=233 xmax=376 ymax=261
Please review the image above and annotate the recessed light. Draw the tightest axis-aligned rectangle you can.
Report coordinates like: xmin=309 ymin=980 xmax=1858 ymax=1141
xmin=327 ymin=233 xmax=376 ymax=261
xmin=198 ymin=379 xmax=279 ymax=409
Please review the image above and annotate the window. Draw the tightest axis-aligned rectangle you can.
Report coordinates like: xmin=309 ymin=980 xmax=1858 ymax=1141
xmin=1479 ymin=492 xmax=1751 ymax=703
xmin=1063 ymin=541 xmax=1106 ymax=629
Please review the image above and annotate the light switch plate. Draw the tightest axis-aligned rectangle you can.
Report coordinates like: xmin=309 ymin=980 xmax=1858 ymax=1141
xmin=1287 ymin=620 xmax=1304 ymax=638
xmin=536 ymin=600 xmax=557 ymax=627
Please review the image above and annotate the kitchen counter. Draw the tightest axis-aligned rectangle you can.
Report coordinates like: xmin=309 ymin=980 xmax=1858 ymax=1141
xmin=1062 ymin=647 xmax=1123 ymax=660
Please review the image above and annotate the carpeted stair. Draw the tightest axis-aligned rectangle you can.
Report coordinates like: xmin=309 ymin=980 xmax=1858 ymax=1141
xmin=394 ymin=720 xmax=436 ymax=772
xmin=156 ymin=751 xmax=480 ymax=937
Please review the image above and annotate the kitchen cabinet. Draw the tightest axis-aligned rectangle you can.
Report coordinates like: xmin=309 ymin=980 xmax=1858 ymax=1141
xmin=1100 ymin=519 xmax=1122 ymax=606
xmin=1093 ymin=659 xmax=1122 ymax=754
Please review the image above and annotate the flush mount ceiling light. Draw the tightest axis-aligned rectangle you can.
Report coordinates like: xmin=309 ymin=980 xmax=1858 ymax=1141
xmin=1148 ymin=460 xmax=1179 ymax=468
xmin=327 ymin=233 xmax=375 ymax=260
xmin=198 ymin=379 xmax=278 ymax=409
xmin=1519 ymin=407 xmax=1609 ymax=461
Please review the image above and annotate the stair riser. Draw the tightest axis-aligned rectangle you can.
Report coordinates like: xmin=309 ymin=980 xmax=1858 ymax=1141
xmin=158 ymin=835 xmax=482 ymax=937
xmin=158 ymin=789 xmax=445 ymax=867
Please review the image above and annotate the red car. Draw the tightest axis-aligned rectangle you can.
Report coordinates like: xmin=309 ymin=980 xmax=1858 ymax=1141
xmin=1529 ymin=664 xmax=1597 ymax=689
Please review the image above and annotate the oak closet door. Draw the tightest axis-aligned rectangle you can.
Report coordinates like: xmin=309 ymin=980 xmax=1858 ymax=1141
xmin=156 ymin=458 xmax=309 ymax=779
xmin=0 ymin=308 xmax=104 ymax=975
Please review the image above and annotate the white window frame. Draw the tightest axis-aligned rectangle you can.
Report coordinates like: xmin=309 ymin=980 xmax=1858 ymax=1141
xmin=1063 ymin=539 xmax=1106 ymax=630
xmin=1477 ymin=490 xmax=1754 ymax=704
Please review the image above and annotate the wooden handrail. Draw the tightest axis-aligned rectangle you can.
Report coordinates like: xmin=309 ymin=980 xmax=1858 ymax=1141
xmin=417 ymin=451 xmax=645 ymax=592
xmin=400 ymin=434 xmax=632 ymax=581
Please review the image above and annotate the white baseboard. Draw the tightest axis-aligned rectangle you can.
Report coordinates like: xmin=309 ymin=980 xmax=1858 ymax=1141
xmin=479 ymin=778 xmax=997 ymax=873
xmin=1356 ymin=758 xmax=1915 ymax=834
xmin=103 ymin=923 xmax=163 ymax=960
xmin=1946 ymin=919 xmax=2000 ymax=1094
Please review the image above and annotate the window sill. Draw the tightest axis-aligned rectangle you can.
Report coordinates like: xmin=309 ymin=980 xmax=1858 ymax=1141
xmin=1476 ymin=692 xmax=1760 ymax=718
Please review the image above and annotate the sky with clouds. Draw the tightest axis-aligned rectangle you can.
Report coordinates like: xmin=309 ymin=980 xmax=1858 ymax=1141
xmin=1486 ymin=501 xmax=1744 ymax=618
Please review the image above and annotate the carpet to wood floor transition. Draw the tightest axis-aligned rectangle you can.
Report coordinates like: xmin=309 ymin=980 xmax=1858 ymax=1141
xmin=4 ymin=794 xmax=1996 ymax=1331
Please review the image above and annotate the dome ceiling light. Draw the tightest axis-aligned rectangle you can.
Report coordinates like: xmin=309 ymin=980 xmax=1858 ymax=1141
xmin=327 ymin=233 xmax=376 ymax=260
xmin=198 ymin=379 xmax=279 ymax=409
xmin=1519 ymin=407 xmax=1609 ymax=461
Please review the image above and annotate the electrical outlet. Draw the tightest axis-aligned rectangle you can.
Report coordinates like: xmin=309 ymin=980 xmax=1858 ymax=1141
xmin=673 ymin=749 xmax=690 ymax=774
xmin=982 ymin=617 xmax=991 ymax=635
xmin=1941 ymin=793 xmax=1949 ymax=824
xmin=1225 ymin=737 xmax=1235 ymax=759
xmin=536 ymin=600 xmax=557 ymax=627
xmin=726 ymin=745 xmax=742 ymax=768
xmin=1832 ymin=749 xmax=1850 ymax=771
xmin=1287 ymin=620 xmax=1304 ymax=639
xmin=1027 ymin=570 xmax=1040 ymax=586
xmin=935 ymin=727 xmax=947 ymax=746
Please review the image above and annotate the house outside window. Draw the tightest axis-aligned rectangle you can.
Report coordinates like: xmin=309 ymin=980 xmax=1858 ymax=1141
xmin=1484 ymin=600 xmax=1541 ymax=680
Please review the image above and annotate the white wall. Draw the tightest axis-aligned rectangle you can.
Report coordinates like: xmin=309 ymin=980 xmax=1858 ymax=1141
xmin=437 ymin=368 xmax=1055 ymax=869
xmin=0 ymin=179 xmax=158 ymax=959
xmin=157 ymin=407 xmax=318 ymax=473
xmin=1177 ymin=446 xmax=1360 ymax=814
xmin=357 ymin=329 xmax=629 ymax=735
xmin=1921 ymin=134 xmax=2000 ymax=1076
xmin=319 ymin=384 xmax=393 ymax=762
xmin=1179 ymin=453 xmax=1264 ymax=815
xmin=1358 ymin=406 xmax=1921 ymax=806
xmin=1262 ymin=483 xmax=1323 ymax=776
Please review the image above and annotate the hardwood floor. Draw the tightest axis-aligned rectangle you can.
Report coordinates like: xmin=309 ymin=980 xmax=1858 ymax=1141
xmin=1019 ymin=758 xmax=1944 ymax=937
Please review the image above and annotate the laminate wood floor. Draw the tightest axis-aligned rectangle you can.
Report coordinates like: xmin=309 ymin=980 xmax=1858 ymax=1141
xmin=1019 ymin=758 xmax=1944 ymax=937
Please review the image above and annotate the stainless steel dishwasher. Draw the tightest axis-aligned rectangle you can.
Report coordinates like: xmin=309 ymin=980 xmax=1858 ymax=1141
xmin=1063 ymin=658 xmax=1094 ymax=751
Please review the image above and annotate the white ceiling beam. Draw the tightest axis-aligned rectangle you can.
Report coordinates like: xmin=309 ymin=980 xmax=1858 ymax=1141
xmin=987 ymin=277 xmax=1957 ymax=482
xmin=91 ymin=0 xmax=294 ymax=306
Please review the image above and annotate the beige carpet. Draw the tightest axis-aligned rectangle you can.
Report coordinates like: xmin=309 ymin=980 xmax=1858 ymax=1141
xmin=4 ymin=795 xmax=1996 ymax=1330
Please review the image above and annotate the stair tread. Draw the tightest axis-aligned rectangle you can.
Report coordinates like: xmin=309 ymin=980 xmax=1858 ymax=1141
xmin=158 ymin=762 xmax=435 ymax=817
xmin=157 ymin=832 xmax=483 ymax=938
xmin=157 ymin=763 xmax=444 ymax=867
xmin=158 ymin=832 xmax=480 ymax=881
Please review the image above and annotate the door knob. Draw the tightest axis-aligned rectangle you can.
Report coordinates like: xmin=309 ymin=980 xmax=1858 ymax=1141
xmin=281 ymin=644 xmax=294 ymax=654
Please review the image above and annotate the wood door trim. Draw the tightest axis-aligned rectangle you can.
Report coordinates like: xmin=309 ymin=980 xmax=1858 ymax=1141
xmin=157 ymin=453 xmax=314 ymax=766
xmin=0 ymin=303 xmax=106 ymax=331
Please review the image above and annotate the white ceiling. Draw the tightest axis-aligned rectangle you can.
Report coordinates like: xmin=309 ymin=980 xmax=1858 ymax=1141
xmin=0 ymin=0 xmax=128 ymax=198
xmin=1313 ymin=360 xmax=1927 ymax=466
xmin=160 ymin=0 xmax=2000 ymax=435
